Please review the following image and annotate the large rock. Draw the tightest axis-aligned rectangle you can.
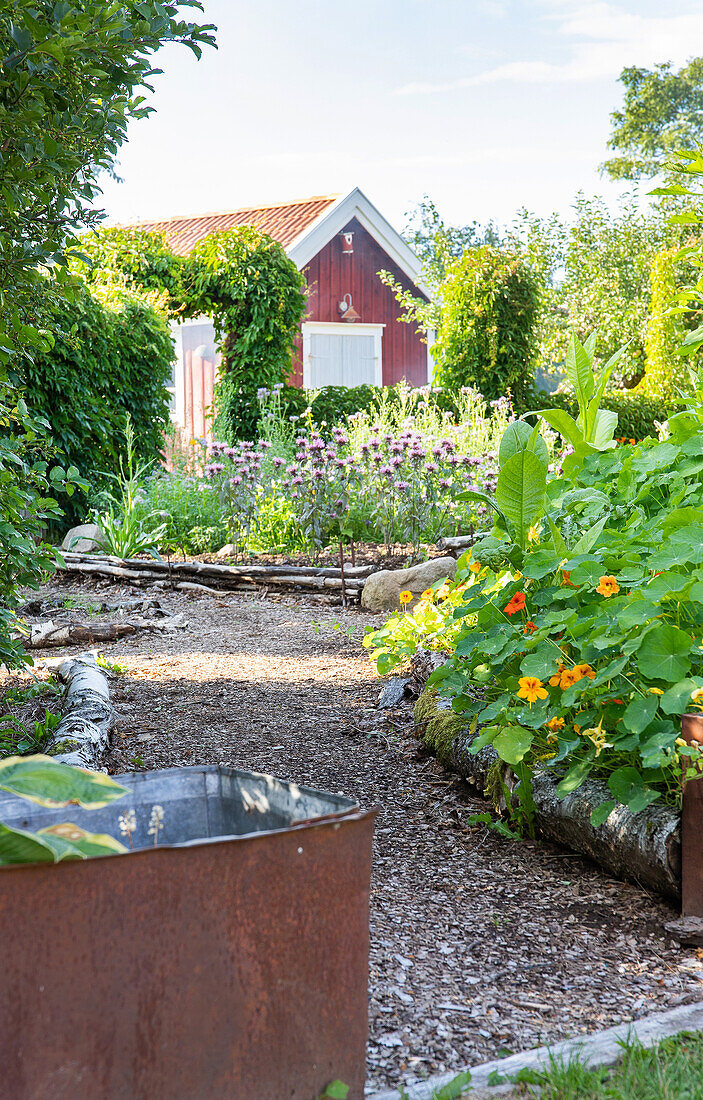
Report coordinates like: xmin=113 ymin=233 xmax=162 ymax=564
xmin=216 ymin=543 xmax=237 ymax=559
xmin=361 ymin=557 xmax=457 ymax=612
xmin=61 ymin=523 xmax=104 ymax=553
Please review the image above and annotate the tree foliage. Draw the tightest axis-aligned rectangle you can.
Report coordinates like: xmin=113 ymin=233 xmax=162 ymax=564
xmin=602 ymin=59 xmax=703 ymax=182
xmin=21 ymin=278 xmax=173 ymax=522
xmin=433 ymin=247 xmax=540 ymax=400
xmin=0 ymin=0 xmax=214 ymax=671
xmin=511 ymin=196 xmax=670 ymax=389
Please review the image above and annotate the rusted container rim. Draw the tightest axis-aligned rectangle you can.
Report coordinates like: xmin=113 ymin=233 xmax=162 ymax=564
xmin=0 ymin=807 xmax=377 ymax=873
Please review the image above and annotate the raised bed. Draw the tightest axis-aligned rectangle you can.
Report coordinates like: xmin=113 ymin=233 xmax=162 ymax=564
xmin=0 ymin=765 xmax=376 ymax=1099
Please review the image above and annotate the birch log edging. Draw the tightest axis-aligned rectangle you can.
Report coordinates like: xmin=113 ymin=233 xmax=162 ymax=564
xmin=55 ymin=552 xmax=370 ymax=598
xmin=45 ymin=654 xmax=115 ymax=769
xmin=420 ymin=693 xmax=682 ymax=900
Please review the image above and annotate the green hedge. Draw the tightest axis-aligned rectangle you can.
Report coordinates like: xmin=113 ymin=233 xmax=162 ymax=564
xmin=269 ymin=382 xmax=678 ymax=442
xmin=19 ymin=279 xmax=173 ymax=523
xmin=512 ymin=388 xmax=681 ymax=441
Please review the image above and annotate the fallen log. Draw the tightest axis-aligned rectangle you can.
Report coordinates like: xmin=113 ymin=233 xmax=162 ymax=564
xmin=436 ymin=535 xmax=474 ymax=555
xmin=44 ymin=653 xmax=114 ymax=769
xmin=415 ymin=686 xmax=681 ymax=900
xmin=23 ymin=621 xmax=137 ymax=648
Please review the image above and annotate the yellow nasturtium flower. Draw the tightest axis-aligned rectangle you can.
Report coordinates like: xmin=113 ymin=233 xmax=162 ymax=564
xmin=517 ymin=676 xmax=549 ymax=704
xmin=399 ymin=590 xmax=413 ymax=605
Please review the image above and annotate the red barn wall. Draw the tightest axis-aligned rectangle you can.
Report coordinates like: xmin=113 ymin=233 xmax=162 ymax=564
xmin=288 ymin=217 xmax=429 ymax=388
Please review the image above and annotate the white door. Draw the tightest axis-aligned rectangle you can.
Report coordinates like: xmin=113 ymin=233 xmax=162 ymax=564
xmin=303 ymin=323 xmax=383 ymax=388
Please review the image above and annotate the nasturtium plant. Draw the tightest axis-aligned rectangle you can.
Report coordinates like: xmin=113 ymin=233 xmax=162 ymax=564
xmin=366 ymin=403 xmax=703 ymax=823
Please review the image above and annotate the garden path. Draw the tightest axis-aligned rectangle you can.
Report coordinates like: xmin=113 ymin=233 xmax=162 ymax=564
xmin=32 ymin=581 xmax=703 ymax=1092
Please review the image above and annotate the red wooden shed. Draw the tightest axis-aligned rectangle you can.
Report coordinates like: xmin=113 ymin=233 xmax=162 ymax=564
xmin=130 ymin=188 xmax=433 ymax=439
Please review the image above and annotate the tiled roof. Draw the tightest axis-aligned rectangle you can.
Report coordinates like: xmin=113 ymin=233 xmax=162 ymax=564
xmin=125 ymin=195 xmax=340 ymax=256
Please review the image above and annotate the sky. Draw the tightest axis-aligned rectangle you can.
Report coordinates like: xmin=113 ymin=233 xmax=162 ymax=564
xmin=99 ymin=0 xmax=703 ymax=236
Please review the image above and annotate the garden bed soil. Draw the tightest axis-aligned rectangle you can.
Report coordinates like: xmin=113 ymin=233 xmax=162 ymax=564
xmin=8 ymin=577 xmax=703 ymax=1093
xmin=197 ymin=541 xmax=448 ymax=571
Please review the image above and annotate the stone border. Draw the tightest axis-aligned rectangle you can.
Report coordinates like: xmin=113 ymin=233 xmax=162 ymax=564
xmin=367 ymin=1000 xmax=703 ymax=1099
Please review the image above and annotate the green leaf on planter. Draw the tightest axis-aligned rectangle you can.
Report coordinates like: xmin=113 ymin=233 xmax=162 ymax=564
xmin=0 ymin=755 xmax=128 ymax=809
xmin=622 ymin=694 xmax=659 ymax=735
xmin=639 ymin=727 xmax=678 ymax=768
xmin=0 ymin=823 xmax=58 ymax=865
xmin=608 ymin=766 xmax=661 ymax=814
xmin=521 ymin=550 xmax=561 ymax=580
xmin=469 ymin=725 xmax=500 ymax=754
xmin=493 ymin=727 xmax=533 ymax=766
xmin=521 ymin=647 xmax=559 ymax=679
xmin=617 ymin=600 xmax=661 ymax=630
xmin=637 ymin=624 xmax=692 ymax=683
xmin=661 ymin=678 xmax=703 ymax=715
xmin=590 ymin=800 xmax=617 ymax=827
xmin=499 ymin=419 xmax=549 ymax=469
xmin=556 ymin=756 xmax=594 ymax=797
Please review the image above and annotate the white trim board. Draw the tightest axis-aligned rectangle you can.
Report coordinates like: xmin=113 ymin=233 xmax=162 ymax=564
xmin=287 ymin=187 xmax=430 ymax=298
xmin=301 ymin=321 xmax=384 ymax=389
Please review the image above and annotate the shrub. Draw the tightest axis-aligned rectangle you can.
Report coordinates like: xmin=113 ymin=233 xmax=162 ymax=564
xmin=20 ymin=278 xmax=173 ymax=523
xmin=513 ymin=387 xmax=680 ymax=441
xmin=433 ymin=246 xmax=540 ymax=400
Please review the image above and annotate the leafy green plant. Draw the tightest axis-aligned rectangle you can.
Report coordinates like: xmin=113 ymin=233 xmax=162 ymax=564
xmin=22 ymin=277 xmax=173 ymax=525
xmin=0 ymin=710 xmax=61 ymax=757
xmin=0 ymin=755 xmax=128 ymax=865
xmin=433 ymin=246 xmax=540 ymax=400
xmin=367 ymin=399 xmax=703 ymax=823
xmin=89 ymin=419 xmax=166 ymax=559
xmin=529 ymin=332 xmax=627 ymax=473
xmin=95 ymin=655 xmax=128 ymax=676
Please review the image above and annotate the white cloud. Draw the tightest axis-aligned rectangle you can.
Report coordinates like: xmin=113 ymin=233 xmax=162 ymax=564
xmin=396 ymin=3 xmax=703 ymax=94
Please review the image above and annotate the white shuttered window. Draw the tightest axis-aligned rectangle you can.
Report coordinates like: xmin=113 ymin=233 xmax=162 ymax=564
xmin=302 ymin=323 xmax=383 ymax=389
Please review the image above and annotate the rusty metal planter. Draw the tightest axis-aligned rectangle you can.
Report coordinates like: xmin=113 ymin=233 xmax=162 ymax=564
xmin=0 ymin=766 xmax=376 ymax=1100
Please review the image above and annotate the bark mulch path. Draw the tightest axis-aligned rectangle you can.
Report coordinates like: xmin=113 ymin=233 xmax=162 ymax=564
xmin=12 ymin=578 xmax=703 ymax=1094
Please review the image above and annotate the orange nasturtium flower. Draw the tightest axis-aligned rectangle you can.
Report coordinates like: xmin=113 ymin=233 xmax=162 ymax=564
xmin=469 ymin=561 xmax=481 ymax=573
xmin=524 ymin=620 xmax=537 ymax=634
xmin=559 ymin=667 xmax=583 ymax=689
xmin=503 ymin=591 xmax=526 ymax=616
xmin=517 ymin=676 xmax=549 ymax=704
xmin=421 ymin=589 xmax=435 ymax=601
xmin=596 ymin=575 xmax=620 ymax=598
xmin=399 ymin=590 xmax=413 ymax=605
xmin=561 ymin=570 xmax=576 ymax=587
xmin=549 ymin=661 xmax=565 ymax=686
xmin=574 ymin=663 xmax=595 ymax=680
xmin=546 ymin=716 xmax=565 ymax=731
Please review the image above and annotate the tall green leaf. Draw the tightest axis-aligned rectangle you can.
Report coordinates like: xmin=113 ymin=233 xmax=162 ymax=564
xmin=566 ymin=332 xmax=595 ymax=411
xmin=495 ymin=450 xmax=547 ymax=546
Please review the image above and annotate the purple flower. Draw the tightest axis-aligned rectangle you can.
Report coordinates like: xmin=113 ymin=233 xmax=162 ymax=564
xmin=439 ymin=478 xmax=452 ymax=489
xmin=390 ymin=456 xmax=403 ymax=468
xmin=372 ymin=453 xmax=383 ymax=464
xmin=312 ymin=469 xmax=324 ymax=480
xmin=231 ymin=475 xmax=242 ymax=485
xmin=272 ymin=457 xmax=285 ymax=468
xmin=292 ymin=476 xmax=303 ymax=486
xmin=395 ymin=480 xmax=409 ymax=490
xmin=426 ymin=462 xmax=439 ymax=473
xmin=379 ymin=464 xmax=392 ymax=475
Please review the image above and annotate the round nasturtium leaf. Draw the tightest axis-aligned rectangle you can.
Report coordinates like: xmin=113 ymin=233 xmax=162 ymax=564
xmin=636 ymin=624 xmax=692 ymax=683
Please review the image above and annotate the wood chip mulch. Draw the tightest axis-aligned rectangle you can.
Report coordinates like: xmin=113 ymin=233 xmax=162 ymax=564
xmin=10 ymin=578 xmax=703 ymax=1094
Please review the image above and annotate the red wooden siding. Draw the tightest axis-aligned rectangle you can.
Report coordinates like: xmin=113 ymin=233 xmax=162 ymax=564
xmin=288 ymin=217 xmax=429 ymax=388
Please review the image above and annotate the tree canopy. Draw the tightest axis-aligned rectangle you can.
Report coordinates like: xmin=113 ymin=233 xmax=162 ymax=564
xmin=601 ymin=59 xmax=703 ymax=182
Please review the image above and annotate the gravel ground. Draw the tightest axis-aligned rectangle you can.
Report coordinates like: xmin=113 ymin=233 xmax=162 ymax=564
xmin=12 ymin=578 xmax=703 ymax=1094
